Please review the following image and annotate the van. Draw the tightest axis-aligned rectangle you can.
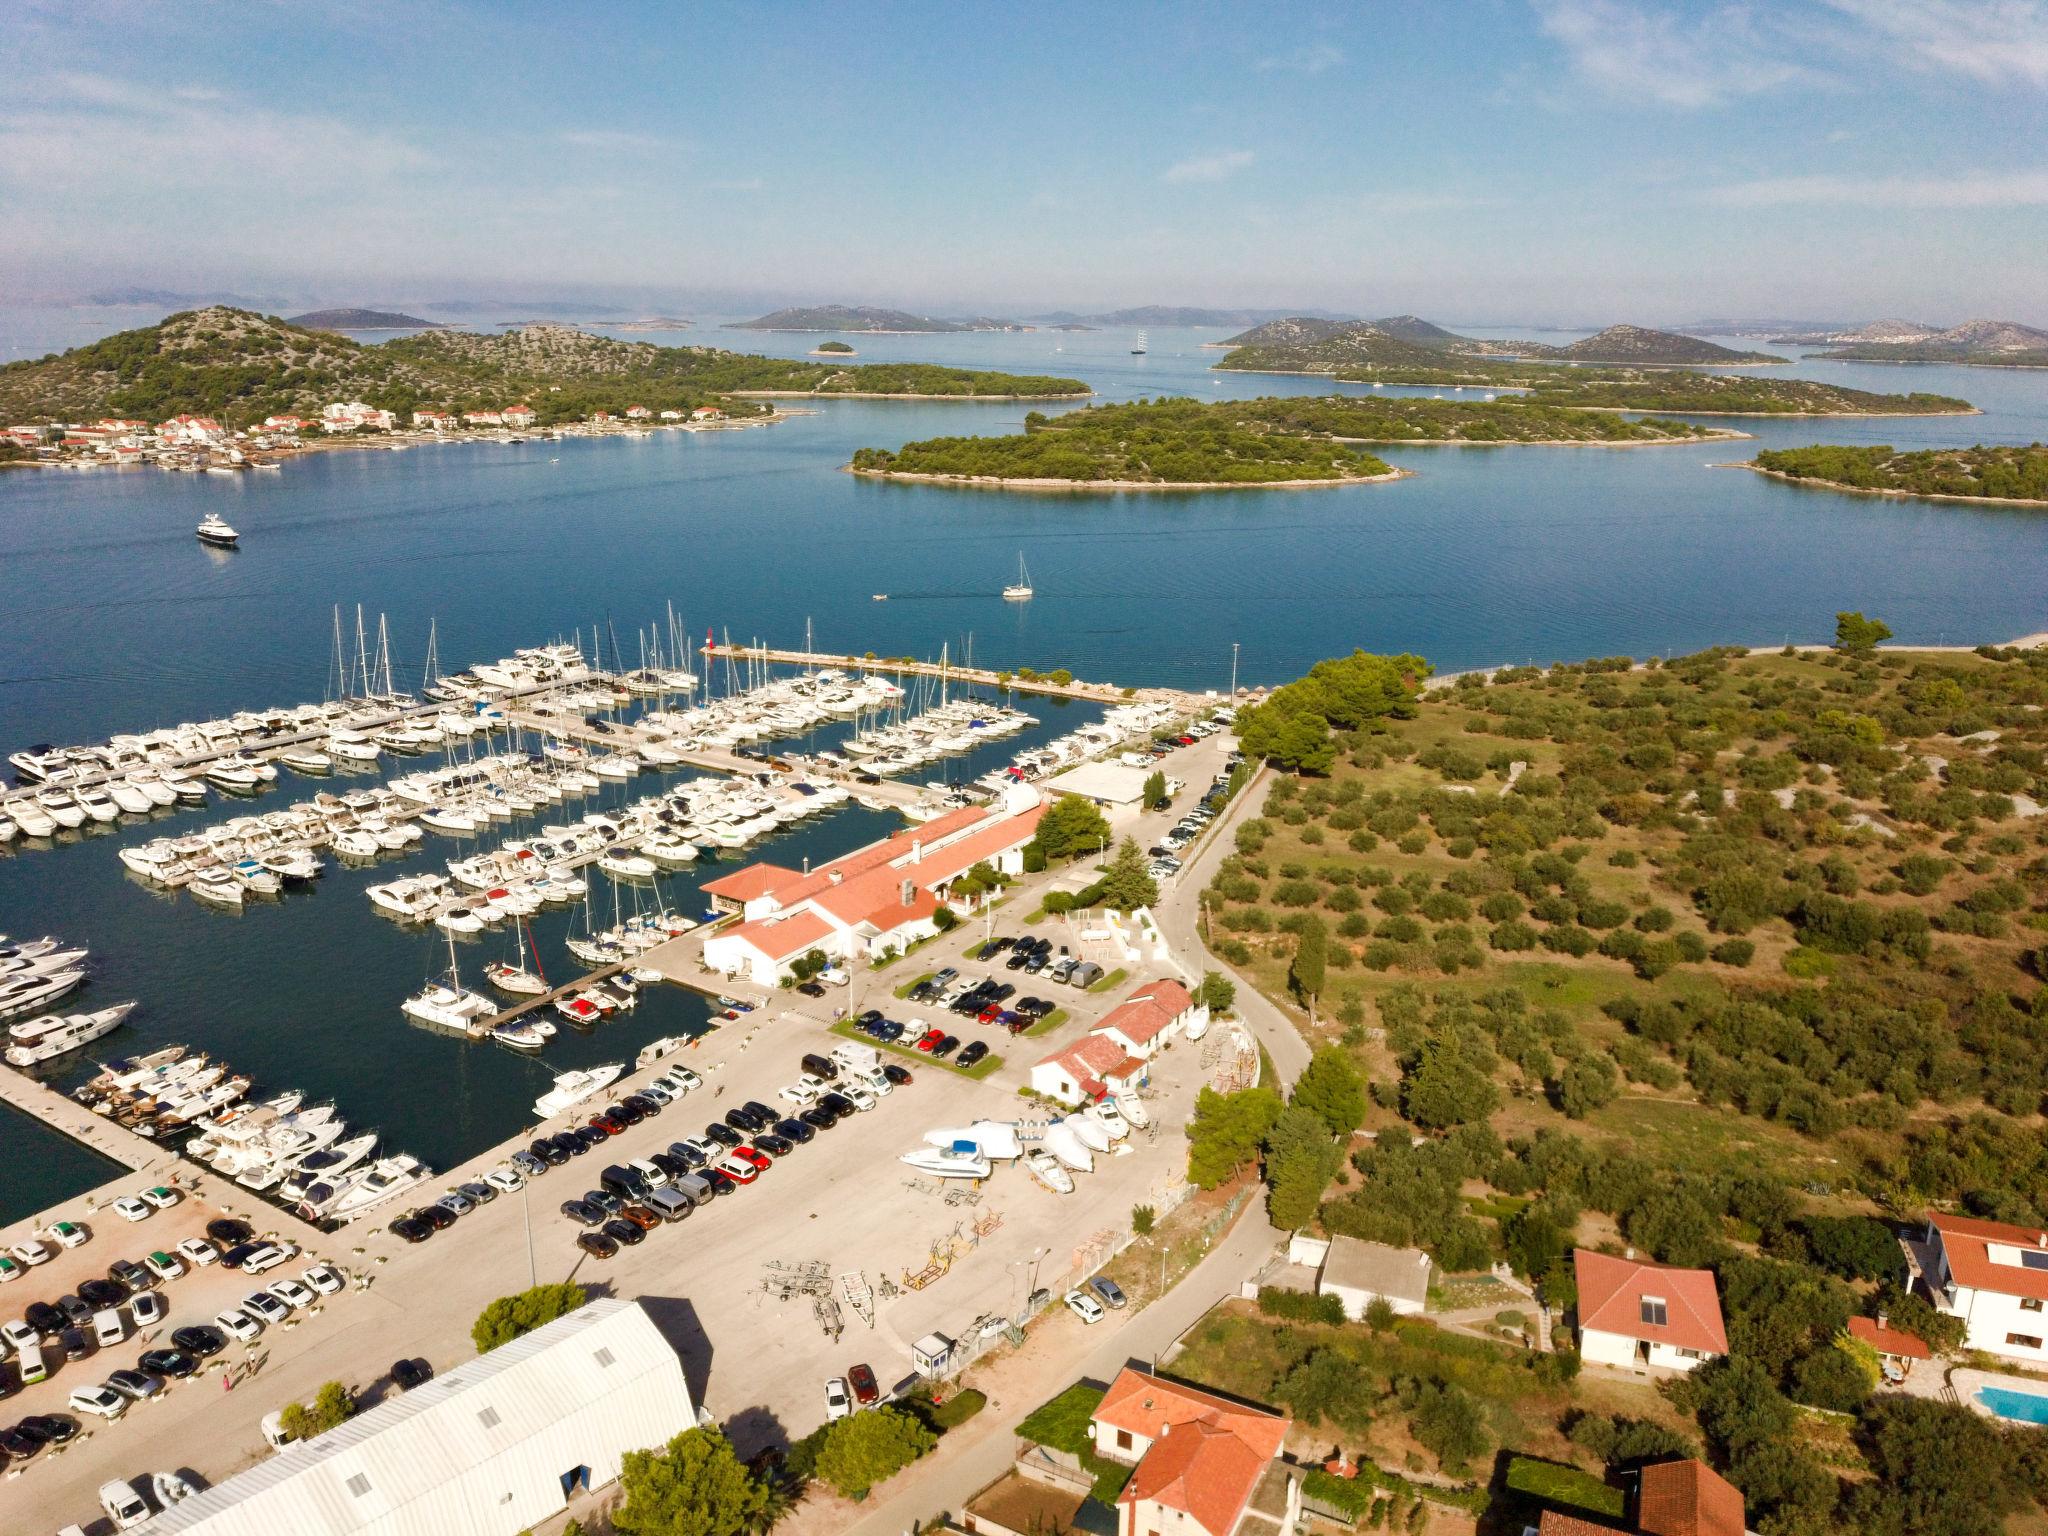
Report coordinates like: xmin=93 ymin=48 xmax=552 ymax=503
xmin=628 ymin=1157 xmax=669 ymax=1191
xmin=858 ymin=1067 xmax=892 ymax=1096
xmin=817 ymin=966 xmax=850 ymax=987
xmin=93 ymin=1308 xmax=127 ymax=1348
xmin=670 ymin=1173 xmax=715 ymax=1208
xmin=261 ymin=1409 xmax=296 ymax=1452
xmin=645 ymin=1188 xmax=694 ymax=1223
xmin=16 ymin=1342 xmax=46 ymax=1386
xmin=1069 ymin=961 xmax=1103 ymax=989
xmin=599 ymin=1164 xmax=649 ymax=1202
xmin=832 ymin=1041 xmax=879 ymax=1075
xmin=801 ymin=1053 xmax=840 ymax=1082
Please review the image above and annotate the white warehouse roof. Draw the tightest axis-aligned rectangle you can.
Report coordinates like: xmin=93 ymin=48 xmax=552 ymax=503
xmin=1044 ymin=760 xmax=1151 ymax=808
xmin=133 ymin=1297 xmax=694 ymax=1536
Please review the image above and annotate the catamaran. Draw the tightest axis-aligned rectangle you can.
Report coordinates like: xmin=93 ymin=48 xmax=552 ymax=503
xmin=1002 ymin=553 xmax=1034 ymax=602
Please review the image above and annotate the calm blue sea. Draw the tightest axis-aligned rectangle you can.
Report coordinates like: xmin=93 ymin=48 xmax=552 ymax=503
xmin=0 ymin=306 xmax=2044 ymax=1220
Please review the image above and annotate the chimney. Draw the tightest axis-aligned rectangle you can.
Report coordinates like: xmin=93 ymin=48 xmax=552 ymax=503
xmin=1624 ymin=1246 xmax=1636 ymax=1261
xmin=911 ymin=839 xmax=922 ymax=864
xmin=830 ymin=869 xmax=843 ymax=885
xmin=1877 ymin=1310 xmax=1889 ymax=1329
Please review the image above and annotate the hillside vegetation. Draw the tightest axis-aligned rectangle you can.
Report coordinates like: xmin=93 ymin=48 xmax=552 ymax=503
xmin=849 ymin=398 xmax=1395 ymax=485
xmin=0 ymin=307 xmax=1088 ymax=427
xmin=1227 ymin=395 xmax=1726 ymax=444
xmin=1178 ymin=633 xmax=2048 ymax=1534
xmin=1754 ymin=444 xmax=2048 ymax=503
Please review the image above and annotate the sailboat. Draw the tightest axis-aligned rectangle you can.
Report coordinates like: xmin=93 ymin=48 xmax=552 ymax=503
xmin=485 ymin=920 xmax=549 ymax=996
xmin=1130 ymin=330 xmax=1148 ymax=355
xmin=401 ymin=928 xmax=495 ymax=1033
xmin=1002 ymin=554 xmax=1034 ymax=603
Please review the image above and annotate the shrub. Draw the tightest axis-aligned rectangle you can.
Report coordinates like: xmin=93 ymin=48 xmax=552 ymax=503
xmin=1709 ymin=938 xmax=1755 ymax=967
xmin=1258 ymin=1287 xmax=1346 ymax=1324
xmin=473 ymin=1283 xmax=587 ymax=1353
xmin=1132 ymin=1204 xmax=1156 ymax=1236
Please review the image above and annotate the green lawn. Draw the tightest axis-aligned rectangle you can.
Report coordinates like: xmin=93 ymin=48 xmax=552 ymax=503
xmin=829 ymin=1018 xmax=1003 ymax=1080
xmin=1016 ymin=1384 xmax=1132 ymax=1502
xmin=1506 ymin=1456 xmax=1625 ymax=1519
xmin=1088 ymin=967 xmax=1128 ymax=994
xmin=1023 ymin=1006 xmax=1071 ymax=1038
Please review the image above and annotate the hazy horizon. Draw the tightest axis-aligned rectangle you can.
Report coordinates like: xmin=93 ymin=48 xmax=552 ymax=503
xmin=5 ymin=0 xmax=2047 ymax=326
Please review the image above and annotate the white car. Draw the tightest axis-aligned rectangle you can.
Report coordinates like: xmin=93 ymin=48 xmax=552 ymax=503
xmin=177 ymin=1237 xmax=220 ymax=1267
xmin=637 ymin=1082 xmax=674 ymax=1105
xmin=69 ymin=1383 xmax=128 ymax=1419
xmin=484 ymin=1166 xmax=525 ymax=1195
xmin=1063 ymin=1289 xmax=1106 ymax=1325
xmin=242 ymin=1292 xmax=291 ymax=1326
xmin=2 ymin=1318 xmax=41 ymax=1351
xmin=302 ymin=1264 xmax=345 ymax=1296
xmin=267 ymin=1278 xmax=317 ymax=1311
xmin=241 ymin=1243 xmax=293 ymax=1276
xmin=824 ymin=1376 xmax=852 ymax=1420
xmin=144 ymin=1250 xmax=186 ymax=1282
xmin=776 ymin=1080 xmax=821 ymax=1106
xmin=838 ymin=1083 xmax=877 ymax=1111
xmin=45 ymin=1220 xmax=89 ymax=1249
xmin=7 ymin=1240 xmax=52 ymax=1268
xmin=140 ymin=1185 xmax=183 ymax=1211
xmin=113 ymin=1196 xmax=153 ymax=1223
xmin=100 ymin=1479 xmax=152 ymax=1530
xmin=665 ymin=1067 xmax=703 ymax=1092
xmin=130 ymin=1292 xmax=167 ymax=1327
xmin=215 ymin=1307 xmax=263 ymax=1343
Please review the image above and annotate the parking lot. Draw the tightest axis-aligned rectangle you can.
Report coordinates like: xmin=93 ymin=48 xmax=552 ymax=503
xmin=2 ymin=718 xmax=1244 ymax=1533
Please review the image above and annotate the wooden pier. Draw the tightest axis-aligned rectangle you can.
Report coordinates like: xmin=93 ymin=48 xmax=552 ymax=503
xmin=701 ymin=644 xmax=1201 ymax=707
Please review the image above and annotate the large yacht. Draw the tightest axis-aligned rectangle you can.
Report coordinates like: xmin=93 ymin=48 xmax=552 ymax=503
xmin=196 ymin=513 xmax=239 ymax=548
xmin=533 ymin=1063 xmax=623 ymax=1119
xmin=5 ymin=1002 xmax=135 ymax=1067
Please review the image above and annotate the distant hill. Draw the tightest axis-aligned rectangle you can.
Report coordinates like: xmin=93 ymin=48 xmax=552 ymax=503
xmin=1217 ymin=315 xmax=1542 ymax=359
xmin=1810 ymin=318 xmax=2048 ymax=365
xmin=289 ymin=308 xmax=444 ymax=331
xmin=727 ymin=305 xmax=1020 ymax=333
xmin=1546 ymin=325 xmax=1781 ymax=365
xmin=425 ymin=299 xmax=627 ymax=318
xmin=1767 ymin=318 xmax=1938 ymax=346
xmin=0 ymin=306 xmax=1090 ymax=427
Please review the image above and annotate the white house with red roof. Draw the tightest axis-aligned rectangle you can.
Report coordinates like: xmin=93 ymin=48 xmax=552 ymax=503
xmin=625 ymin=404 xmax=652 ymax=419
xmin=260 ymin=414 xmax=307 ymax=434
xmin=1089 ymin=1368 xmax=1296 ymax=1536
xmin=691 ymin=405 xmax=724 ymax=421
xmin=159 ymin=414 xmax=226 ymax=444
xmin=504 ymin=405 xmax=536 ymax=427
xmin=414 ymin=409 xmax=456 ymax=429
xmin=1030 ymin=978 xmax=1198 ymax=1105
xmin=463 ymin=409 xmax=504 ymax=426
xmin=699 ymin=788 xmax=1044 ymax=985
xmin=1573 ymin=1248 xmax=1727 ymax=1373
xmin=1925 ymin=1212 xmax=2048 ymax=1363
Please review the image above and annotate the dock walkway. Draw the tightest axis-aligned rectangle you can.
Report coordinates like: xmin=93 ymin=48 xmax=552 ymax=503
xmin=703 ymin=645 xmax=1197 ymax=707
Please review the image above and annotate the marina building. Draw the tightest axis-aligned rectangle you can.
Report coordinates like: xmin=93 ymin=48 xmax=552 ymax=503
xmin=128 ymin=1298 xmax=693 ymax=1536
xmin=700 ymin=788 xmax=1043 ymax=985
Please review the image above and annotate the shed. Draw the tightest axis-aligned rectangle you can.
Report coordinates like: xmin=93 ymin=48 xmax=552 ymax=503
xmin=1318 ymin=1235 xmax=1432 ymax=1319
xmin=912 ymin=1331 xmax=955 ymax=1376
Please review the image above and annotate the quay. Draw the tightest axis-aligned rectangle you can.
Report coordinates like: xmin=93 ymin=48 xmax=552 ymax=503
xmin=701 ymin=644 xmax=1200 ymax=706
xmin=465 ymin=926 xmax=740 ymax=1036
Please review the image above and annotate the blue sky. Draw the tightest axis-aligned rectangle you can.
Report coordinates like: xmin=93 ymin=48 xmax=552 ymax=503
xmin=3 ymin=0 xmax=2045 ymax=322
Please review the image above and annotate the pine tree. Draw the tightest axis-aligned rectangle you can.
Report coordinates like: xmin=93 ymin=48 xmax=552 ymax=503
xmin=1289 ymin=914 xmax=1328 ymax=1023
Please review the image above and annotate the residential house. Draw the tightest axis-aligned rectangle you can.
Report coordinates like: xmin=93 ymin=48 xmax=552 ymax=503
xmin=1317 ymin=1235 xmax=1431 ymax=1320
xmin=699 ymin=790 xmax=1044 ymax=985
xmin=1089 ymin=1368 xmax=1296 ymax=1536
xmin=1847 ymin=1314 xmax=1930 ymax=1378
xmin=159 ymin=414 xmax=226 ymax=444
xmin=1923 ymin=1212 xmax=2048 ymax=1364
xmin=1536 ymin=1456 xmax=1745 ymax=1536
xmin=691 ymin=405 xmax=723 ymax=421
xmin=463 ymin=409 xmax=504 ymax=427
xmin=261 ymin=414 xmax=308 ymax=434
xmin=413 ymin=409 xmax=455 ymax=430
xmin=504 ymin=404 xmax=536 ymax=427
xmin=1092 ymin=978 xmax=1194 ymax=1061
xmin=658 ymin=408 xmax=684 ymax=420
xmin=1572 ymin=1249 xmax=1726 ymax=1374
xmin=625 ymin=404 xmax=652 ymax=419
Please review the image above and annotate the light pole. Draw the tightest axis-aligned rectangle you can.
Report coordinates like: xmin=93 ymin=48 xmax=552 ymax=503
xmin=1229 ymin=642 xmax=1239 ymax=701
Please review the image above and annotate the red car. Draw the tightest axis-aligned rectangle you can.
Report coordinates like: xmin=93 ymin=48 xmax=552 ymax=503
xmin=731 ymin=1146 xmax=771 ymax=1174
xmin=977 ymin=1004 xmax=1003 ymax=1024
xmin=588 ymin=1112 xmax=627 ymax=1137
xmin=1176 ymin=734 xmax=1196 ymax=746
xmin=848 ymin=1362 xmax=879 ymax=1405
xmin=915 ymin=1029 xmax=945 ymax=1053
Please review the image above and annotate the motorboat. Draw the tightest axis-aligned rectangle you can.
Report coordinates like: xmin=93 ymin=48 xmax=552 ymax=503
xmin=1042 ymin=1121 xmax=1094 ymax=1173
xmin=196 ymin=513 xmax=239 ymax=547
xmin=325 ymin=731 xmax=381 ymax=764
xmin=323 ymin=1154 xmax=430 ymax=1222
xmin=75 ymin=785 xmax=121 ymax=823
xmin=923 ymin=1122 xmax=1023 ymax=1159
xmin=900 ymin=1143 xmax=992 ymax=1180
xmin=533 ymin=1063 xmax=623 ymax=1119
xmin=230 ymin=860 xmax=283 ymax=897
xmin=635 ymin=1034 xmax=687 ymax=1070
xmin=0 ymin=968 xmax=87 ymax=1020
xmin=490 ymin=1021 xmax=551 ymax=1050
xmin=1025 ymin=1149 xmax=1074 ymax=1194
xmin=280 ymin=1133 xmax=379 ymax=1202
xmin=5 ymin=1002 xmax=135 ymax=1066
xmin=36 ymin=789 xmax=86 ymax=829
xmin=107 ymin=779 xmax=155 ymax=815
xmin=205 ymin=761 xmax=264 ymax=794
xmin=279 ymin=748 xmax=333 ymax=775
xmin=1087 ymin=1102 xmax=1131 ymax=1141
xmin=597 ymin=846 xmax=657 ymax=881
xmin=1114 ymin=1093 xmax=1149 ymax=1129
xmin=1067 ymin=1112 xmax=1112 ymax=1152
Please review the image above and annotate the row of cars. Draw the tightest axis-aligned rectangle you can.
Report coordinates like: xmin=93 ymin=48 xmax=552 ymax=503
xmin=0 ymin=1185 xmax=185 ymax=1288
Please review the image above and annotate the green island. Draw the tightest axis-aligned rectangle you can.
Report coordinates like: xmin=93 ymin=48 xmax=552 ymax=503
xmin=849 ymin=398 xmax=1398 ymax=487
xmin=1750 ymin=443 xmax=2048 ymax=505
xmin=811 ymin=340 xmax=856 ymax=354
xmin=1161 ymin=631 xmax=2048 ymax=1535
xmin=0 ymin=307 xmax=1089 ymax=429
xmin=1222 ymin=394 xmax=1732 ymax=444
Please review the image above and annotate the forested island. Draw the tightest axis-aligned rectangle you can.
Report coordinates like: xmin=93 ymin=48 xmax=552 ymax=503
xmin=1749 ymin=443 xmax=2048 ymax=505
xmin=287 ymin=307 xmax=444 ymax=330
xmin=727 ymin=304 xmax=1022 ymax=333
xmin=848 ymin=398 xmax=1398 ymax=489
xmin=1174 ymin=630 xmax=2048 ymax=1536
xmin=1223 ymin=394 xmax=1735 ymax=445
xmin=0 ymin=307 xmax=1090 ymax=428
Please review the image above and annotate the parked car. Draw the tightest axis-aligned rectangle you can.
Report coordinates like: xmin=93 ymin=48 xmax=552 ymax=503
xmin=242 ymin=1292 xmax=291 ymax=1327
xmin=1064 ymin=1290 xmax=1106 ymax=1325
xmin=67 ymin=1384 xmax=127 ymax=1420
xmin=171 ymin=1324 xmax=227 ymax=1358
xmin=601 ymin=1218 xmax=646 ymax=1247
xmin=576 ymin=1231 xmax=619 ymax=1260
xmin=390 ymin=1216 xmax=433 ymax=1244
xmin=957 ymin=1041 xmax=990 ymax=1069
xmin=392 ymin=1357 xmax=432 ymax=1391
xmin=129 ymin=1293 xmax=166 ymax=1328
xmin=824 ymin=1376 xmax=852 ymax=1420
xmin=214 ymin=1308 xmax=263 ymax=1343
xmin=1089 ymin=1276 xmax=1128 ymax=1310
xmin=849 ymin=1362 xmax=879 ymax=1404
xmin=100 ymin=1478 xmax=152 ymax=1530
xmin=137 ymin=1347 xmax=196 ymax=1379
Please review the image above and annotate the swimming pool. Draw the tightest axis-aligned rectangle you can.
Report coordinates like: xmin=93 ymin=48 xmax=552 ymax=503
xmin=1977 ymin=1386 xmax=2048 ymax=1425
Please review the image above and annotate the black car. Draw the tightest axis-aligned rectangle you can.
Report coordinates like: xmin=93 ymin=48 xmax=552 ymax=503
xmin=796 ymin=981 xmax=827 ymax=998
xmin=931 ymin=1036 xmax=960 ymax=1059
xmin=109 ymin=1259 xmax=153 ymax=1291
xmin=58 ymin=1327 xmax=89 ymax=1362
xmin=1023 ymin=950 xmax=1048 ymax=972
xmin=601 ymin=1218 xmax=646 ymax=1247
xmin=206 ymin=1217 xmax=253 ymax=1246
xmin=16 ymin=1414 xmax=75 ymax=1445
xmin=702 ymin=1168 xmax=737 ymax=1197
xmin=414 ymin=1203 xmax=458 ymax=1232
xmin=23 ymin=1303 xmax=63 ymax=1340
xmin=650 ymin=1151 xmax=690 ymax=1181
xmin=584 ymin=1188 xmax=624 ymax=1215
xmin=611 ymin=1099 xmax=647 ymax=1126
xmin=628 ymin=1092 xmax=664 ymax=1117
xmin=0 ymin=1426 xmax=42 ymax=1459
xmin=753 ymin=1133 xmax=794 ymax=1157
xmin=172 ymin=1325 xmax=227 ymax=1358
xmin=138 ymin=1348 xmax=197 ymax=1379
xmin=776 ymin=1117 xmax=816 ymax=1144
xmin=883 ymin=1062 xmax=913 ymax=1086
xmin=576 ymin=1231 xmax=619 ymax=1260
xmin=704 ymin=1122 xmax=744 ymax=1149
xmin=1005 ymin=949 xmax=1032 ymax=970
xmin=1018 ymin=996 xmax=1052 ymax=1017
xmin=531 ymin=1136 xmax=571 ymax=1166
xmin=390 ymin=1216 xmax=433 ymax=1243
xmin=800 ymin=1105 xmax=838 ymax=1131
xmin=818 ymin=1092 xmax=857 ymax=1118
xmin=723 ymin=1107 xmax=760 ymax=1134
xmin=957 ymin=1041 xmax=990 ymax=1068
xmin=975 ymin=939 xmax=1006 ymax=960
xmin=877 ymin=1020 xmax=905 ymax=1041
xmin=560 ymin=1199 xmax=605 ymax=1227
xmin=990 ymin=982 xmax=1016 ymax=1001
xmin=854 ymin=1010 xmax=884 ymax=1029
xmin=573 ymin=1125 xmax=610 ymax=1151
xmin=218 ymin=1242 xmax=262 ymax=1271
xmin=667 ymin=1140 xmax=707 ymax=1169
xmin=392 ymin=1357 xmax=433 ymax=1391
xmin=56 ymin=1295 xmax=94 ymax=1327
xmin=76 ymin=1277 xmax=125 ymax=1308
xmin=742 ymin=1100 xmax=777 ymax=1126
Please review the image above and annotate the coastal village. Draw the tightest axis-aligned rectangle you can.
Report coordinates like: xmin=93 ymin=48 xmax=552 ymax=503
xmin=3 ymin=399 xmax=741 ymax=471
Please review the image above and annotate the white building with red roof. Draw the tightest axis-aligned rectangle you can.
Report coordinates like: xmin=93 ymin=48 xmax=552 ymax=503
xmin=414 ymin=409 xmax=456 ymax=429
xmin=159 ymin=414 xmax=226 ymax=444
xmin=1089 ymin=1368 xmax=1295 ymax=1536
xmin=1573 ymin=1248 xmax=1727 ymax=1373
xmin=463 ymin=409 xmax=504 ymax=426
xmin=625 ymin=404 xmax=652 ymax=419
xmin=1925 ymin=1212 xmax=2048 ymax=1363
xmin=504 ymin=405 xmax=536 ymax=427
xmin=699 ymin=788 xmax=1043 ymax=985
xmin=261 ymin=414 xmax=308 ymax=433
xmin=1029 ymin=977 xmax=1200 ymax=1105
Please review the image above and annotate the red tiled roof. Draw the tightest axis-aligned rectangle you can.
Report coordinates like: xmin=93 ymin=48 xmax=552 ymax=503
xmin=1098 ymin=1370 xmax=1290 ymax=1536
xmin=1636 ymin=1458 xmax=1744 ymax=1536
xmin=1574 ymin=1249 xmax=1727 ymax=1356
xmin=1848 ymin=1315 xmax=1930 ymax=1360
xmin=893 ymin=803 xmax=1044 ymax=886
xmin=811 ymin=863 xmax=941 ymax=930
xmin=1038 ymin=1032 xmax=1126 ymax=1082
xmin=1097 ymin=977 xmax=1193 ymax=1048
xmin=1931 ymin=1212 xmax=2048 ymax=1302
xmin=720 ymin=909 xmax=832 ymax=960
xmin=700 ymin=862 xmax=801 ymax=901
xmin=1538 ymin=1514 xmax=1621 ymax=1536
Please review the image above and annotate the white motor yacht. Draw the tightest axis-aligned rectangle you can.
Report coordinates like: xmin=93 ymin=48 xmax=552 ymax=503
xmin=1067 ymin=1112 xmax=1112 ymax=1152
xmin=1113 ymin=1093 xmax=1149 ymax=1129
xmin=1042 ymin=1121 xmax=1095 ymax=1173
xmin=900 ymin=1144 xmax=993 ymax=1180
xmin=533 ymin=1063 xmax=623 ymax=1119
xmin=323 ymin=1154 xmax=429 ymax=1222
xmin=107 ymin=779 xmax=155 ymax=815
xmin=1025 ymin=1149 xmax=1075 ymax=1194
xmin=188 ymin=870 xmax=244 ymax=907
xmin=5 ymin=1002 xmax=136 ymax=1066
xmin=490 ymin=1021 xmax=551 ymax=1050
xmin=1086 ymin=1102 xmax=1131 ymax=1141
xmin=0 ymin=968 xmax=87 ymax=1021
xmin=196 ymin=513 xmax=239 ymax=547
xmin=280 ymin=1133 xmax=378 ymax=1202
